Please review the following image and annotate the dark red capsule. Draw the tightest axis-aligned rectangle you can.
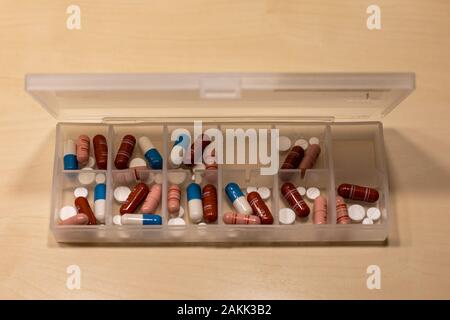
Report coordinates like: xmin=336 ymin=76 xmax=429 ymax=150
xmin=337 ymin=183 xmax=379 ymax=203
xmin=74 ymin=197 xmax=97 ymax=225
xmin=281 ymin=145 xmax=305 ymax=170
xmin=114 ymin=134 xmax=136 ymax=169
xmin=93 ymin=135 xmax=108 ymax=170
xmin=202 ymin=184 xmax=218 ymax=223
xmin=247 ymin=191 xmax=273 ymax=224
xmin=281 ymin=182 xmax=310 ymax=218
xmin=184 ymin=134 xmax=211 ymax=165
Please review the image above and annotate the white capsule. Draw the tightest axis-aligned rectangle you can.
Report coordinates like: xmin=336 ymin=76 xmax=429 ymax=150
xmin=348 ymin=204 xmax=366 ymax=222
xmin=279 ymin=208 xmax=296 ymax=225
xmin=257 ymin=186 xmax=271 ymax=200
xmin=74 ymin=187 xmax=88 ymax=198
xmin=294 ymin=139 xmax=309 ymax=150
xmin=309 ymin=137 xmax=320 ymax=145
xmin=129 ymin=157 xmax=147 ymax=169
xmin=78 ymin=167 xmax=96 ymax=185
xmin=278 ymin=136 xmax=292 ymax=152
xmin=367 ymin=207 xmax=381 ymax=221
xmin=296 ymin=186 xmax=307 ymax=196
xmin=64 ymin=139 xmax=76 ymax=155
xmin=188 ymin=199 xmax=203 ymax=223
xmin=59 ymin=205 xmax=77 ymax=221
xmin=306 ymin=187 xmax=321 ymax=200
xmin=113 ymin=186 xmax=131 ymax=203
xmin=94 ymin=199 xmax=106 ymax=223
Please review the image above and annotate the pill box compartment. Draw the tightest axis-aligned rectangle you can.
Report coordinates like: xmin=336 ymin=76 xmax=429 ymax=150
xmin=27 ymin=73 xmax=415 ymax=243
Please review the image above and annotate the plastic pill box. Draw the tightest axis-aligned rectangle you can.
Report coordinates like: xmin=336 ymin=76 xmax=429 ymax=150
xmin=26 ymin=73 xmax=415 ymax=243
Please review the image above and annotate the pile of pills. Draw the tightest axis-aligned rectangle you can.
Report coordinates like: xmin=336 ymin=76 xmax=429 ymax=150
xmin=279 ymin=136 xmax=321 ymax=178
xmin=336 ymin=183 xmax=381 ymax=224
xmin=64 ymin=134 xmax=108 ymax=170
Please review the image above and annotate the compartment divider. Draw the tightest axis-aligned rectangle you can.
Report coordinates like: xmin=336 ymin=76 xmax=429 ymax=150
xmin=105 ymin=124 xmax=114 ymax=226
xmin=161 ymin=124 xmax=169 ymax=225
xmin=217 ymin=123 xmax=224 ymax=225
xmin=272 ymin=124 xmax=280 ymax=225
xmin=325 ymin=124 xmax=337 ymax=225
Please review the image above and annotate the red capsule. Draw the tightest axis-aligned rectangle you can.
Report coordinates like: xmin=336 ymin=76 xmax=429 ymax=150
xmin=300 ymin=144 xmax=321 ymax=178
xmin=336 ymin=196 xmax=351 ymax=224
xmin=167 ymin=184 xmax=181 ymax=214
xmin=120 ymin=182 xmax=149 ymax=215
xmin=76 ymin=135 xmax=90 ymax=166
xmin=114 ymin=134 xmax=136 ymax=169
xmin=204 ymin=147 xmax=218 ymax=183
xmin=223 ymin=212 xmax=261 ymax=225
xmin=313 ymin=195 xmax=327 ymax=224
xmin=202 ymin=184 xmax=218 ymax=223
xmin=93 ymin=135 xmax=108 ymax=169
xmin=74 ymin=197 xmax=97 ymax=225
xmin=281 ymin=182 xmax=310 ymax=218
xmin=247 ymin=191 xmax=274 ymax=224
xmin=184 ymin=134 xmax=211 ymax=165
xmin=337 ymin=183 xmax=379 ymax=203
xmin=281 ymin=145 xmax=304 ymax=170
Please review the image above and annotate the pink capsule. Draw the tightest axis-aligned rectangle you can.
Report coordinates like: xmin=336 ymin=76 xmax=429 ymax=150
xmin=76 ymin=135 xmax=90 ymax=166
xmin=204 ymin=148 xmax=218 ymax=183
xmin=58 ymin=213 xmax=89 ymax=225
xmin=336 ymin=196 xmax=351 ymax=224
xmin=223 ymin=212 xmax=261 ymax=225
xmin=300 ymin=144 xmax=321 ymax=178
xmin=313 ymin=195 xmax=327 ymax=224
xmin=141 ymin=184 xmax=162 ymax=213
xmin=167 ymin=184 xmax=181 ymax=214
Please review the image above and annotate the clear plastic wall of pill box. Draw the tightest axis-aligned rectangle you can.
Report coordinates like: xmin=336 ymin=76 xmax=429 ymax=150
xmin=25 ymin=73 xmax=415 ymax=243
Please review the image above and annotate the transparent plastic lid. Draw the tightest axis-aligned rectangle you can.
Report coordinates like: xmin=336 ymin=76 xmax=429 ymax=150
xmin=25 ymin=73 xmax=415 ymax=122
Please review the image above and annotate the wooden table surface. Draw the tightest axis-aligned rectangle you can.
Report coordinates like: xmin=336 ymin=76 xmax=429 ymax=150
xmin=0 ymin=1 xmax=449 ymax=299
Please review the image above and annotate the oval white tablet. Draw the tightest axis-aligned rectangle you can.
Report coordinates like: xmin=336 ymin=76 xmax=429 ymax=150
xmin=296 ymin=186 xmax=306 ymax=196
xmin=129 ymin=157 xmax=147 ymax=168
xmin=113 ymin=215 xmax=122 ymax=225
xmin=59 ymin=205 xmax=77 ymax=221
xmin=367 ymin=207 xmax=381 ymax=221
xmin=306 ymin=187 xmax=320 ymax=200
xmin=246 ymin=186 xmax=258 ymax=194
xmin=309 ymin=137 xmax=320 ymax=145
xmin=74 ymin=187 xmax=88 ymax=198
xmin=168 ymin=217 xmax=186 ymax=226
xmin=362 ymin=217 xmax=374 ymax=225
xmin=294 ymin=139 xmax=309 ymax=150
xmin=78 ymin=168 xmax=96 ymax=185
xmin=113 ymin=186 xmax=131 ymax=203
xmin=278 ymin=136 xmax=292 ymax=152
xmin=279 ymin=208 xmax=296 ymax=225
xmin=348 ymin=204 xmax=366 ymax=222
xmin=257 ymin=187 xmax=271 ymax=200
xmin=168 ymin=171 xmax=187 ymax=185
xmin=95 ymin=173 xmax=106 ymax=184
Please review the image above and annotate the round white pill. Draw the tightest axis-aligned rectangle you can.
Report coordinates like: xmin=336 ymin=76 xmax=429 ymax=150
xmin=294 ymin=139 xmax=309 ymax=150
xmin=83 ymin=156 xmax=95 ymax=169
xmin=198 ymin=222 xmax=207 ymax=226
xmin=74 ymin=187 xmax=88 ymax=198
xmin=306 ymin=187 xmax=320 ymax=200
xmin=129 ymin=157 xmax=147 ymax=168
xmin=59 ymin=205 xmax=77 ymax=221
xmin=95 ymin=173 xmax=106 ymax=184
xmin=309 ymin=137 xmax=320 ymax=145
xmin=177 ymin=205 xmax=185 ymax=218
xmin=348 ymin=204 xmax=366 ymax=222
xmin=279 ymin=208 xmax=296 ymax=225
xmin=278 ymin=136 xmax=292 ymax=152
xmin=257 ymin=187 xmax=271 ymax=200
xmin=113 ymin=186 xmax=131 ymax=203
xmin=297 ymin=186 xmax=306 ymax=196
xmin=78 ymin=167 xmax=96 ymax=185
xmin=168 ymin=217 xmax=186 ymax=226
xmin=362 ymin=217 xmax=374 ymax=225
xmin=168 ymin=171 xmax=187 ymax=185
xmin=153 ymin=173 xmax=163 ymax=185
xmin=367 ymin=207 xmax=381 ymax=221
xmin=246 ymin=186 xmax=258 ymax=194
xmin=113 ymin=215 xmax=122 ymax=225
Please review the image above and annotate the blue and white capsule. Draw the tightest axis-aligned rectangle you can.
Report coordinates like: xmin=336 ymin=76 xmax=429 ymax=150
xmin=94 ymin=173 xmax=106 ymax=223
xmin=138 ymin=136 xmax=163 ymax=169
xmin=170 ymin=133 xmax=191 ymax=168
xmin=121 ymin=214 xmax=162 ymax=225
xmin=187 ymin=183 xmax=203 ymax=223
xmin=63 ymin=139 xmax=78 ymax=170
xmin=225 ymin=182 xmax=253 ymax=215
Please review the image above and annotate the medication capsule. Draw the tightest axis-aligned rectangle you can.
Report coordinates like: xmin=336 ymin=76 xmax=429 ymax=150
xmin=167 ymin=184 xmax=181 ymax=214
xmin=94 ymin=181 xmax=106 ymax=224
xmin=114 ymin=134 xmax=136 ymax=169
xmin=225 ymin=182 xmax=253 ymax=215
xmin=120 ymin=182 xmax=149 ymax=215
xmin=337 ymin=183 xmax=379 ymax=203
xmin=58 ymin=213 xmax=89 ymax=225
xmin=121 ymin=214 xmax=162 ymax=225
xmin=170 ymin=133 xmax=191 ymax=168
xmin=281 ymin=145 xmax=304 ymax=170
xmin=63 ymin=139 xmax=78 ymax=170
xmin=76 ymin=135 xmax=90 ymax=166
xmin=313 ymin=195 xmax=327 ymax=224
xmin=138 ymin=136 xmax=163 ymax=169
xmin=299 ymin=143 xmax=321 ymax=178
xmin=204 ymin=143 xmax=218 ymax=183
xmin=141 ymin=183 xmax=162 ymax=213
xmin=280 ymin=182 xmax=310 ymax=218
xmin=247 ymin=191 xmax=274 ymax=224
xmin=74 ymin=196 xmax=97 ymax=225
xmin=93 ymin=135 xmax=108 ymax=169
xmin=202 ymin=184 xmax=218 ymax=223
xmin=184 ymin=134 xmax=211 ymax=165
xmin=336 ymin=196 xmax=351 ymax=224
xmin=187 ymin=183 xmax=203 ymax=223
xmin=223 ymin=212 xmax=261 ymax=225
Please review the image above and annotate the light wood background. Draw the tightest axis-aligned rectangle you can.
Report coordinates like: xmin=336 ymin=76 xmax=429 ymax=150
xmin=0 ymin=0 xmax=449 ymax=299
